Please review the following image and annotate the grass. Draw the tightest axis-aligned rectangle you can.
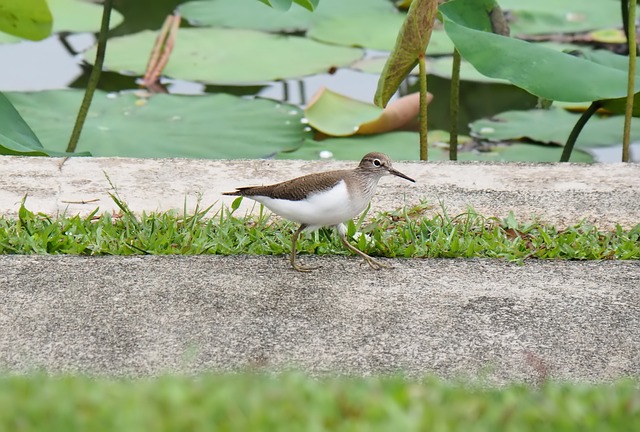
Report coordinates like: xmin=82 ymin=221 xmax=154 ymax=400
xmin=0 ymin=373 xmax=638 ymax=432
xmin=0 ymin=196 xmax=637 ymax=260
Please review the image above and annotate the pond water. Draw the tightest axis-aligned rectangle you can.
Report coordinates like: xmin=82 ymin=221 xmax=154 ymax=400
xmin=0 ymin=0 xmax=637 ymax=162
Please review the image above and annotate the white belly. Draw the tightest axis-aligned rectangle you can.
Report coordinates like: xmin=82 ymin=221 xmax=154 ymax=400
xmin=251 ymin=180 xmax=373 ymax=229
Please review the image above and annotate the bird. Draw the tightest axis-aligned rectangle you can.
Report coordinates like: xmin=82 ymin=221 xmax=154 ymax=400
xmin=223 ymin=152 xmax=415 ymax=272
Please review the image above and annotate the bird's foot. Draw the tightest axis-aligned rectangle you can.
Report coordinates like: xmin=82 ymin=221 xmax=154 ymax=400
xmin=292 ymin=260 xmax=320 ymax=273
xmin=361 ymin=255 xmax=392 ymax=270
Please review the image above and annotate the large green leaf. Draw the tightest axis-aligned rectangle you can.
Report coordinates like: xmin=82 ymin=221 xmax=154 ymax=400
xmin=84 ymin=28 xmax=363 ymax=84
xmin=577 ymin=49 xmax=640 ymax=116
xmin=277 ymin=131 xmax=593 ymax=162
xmin=470 ymin=108 xmax=640 ymax=148
xmin=439 ymin=0 xmax=640 ymax=102
xmin=499 ymin=0 xmax=621 ymax=36
xmin=374 ymin=0 xmax=439 ymax=107
xmin=423 ymin=42 xmax=584 ymax=84
xmin=0 ymin=0 xmax=52 ymax=41
xmin=5 ymin=90 xmax=311 ymax=158
xmin=0 ymin=92 xmax=84 ymax=156
xmin=601 ymin=95 xmax=640 ymax=117
xmin=179 ymin=0 xmax=393 ymax=33
xmin=0 ymin=0 xmax=123 ymax=44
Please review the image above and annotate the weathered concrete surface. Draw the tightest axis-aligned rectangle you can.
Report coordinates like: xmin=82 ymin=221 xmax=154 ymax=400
xmin=0 ymin=255 xmax=638 ymax=384
xmin=0 ymin=156 xmax=638 ymax=228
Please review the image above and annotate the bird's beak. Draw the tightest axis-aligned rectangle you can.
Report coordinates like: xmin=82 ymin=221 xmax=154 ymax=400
xmin=388 ymin=167 xmax=415 ymax=183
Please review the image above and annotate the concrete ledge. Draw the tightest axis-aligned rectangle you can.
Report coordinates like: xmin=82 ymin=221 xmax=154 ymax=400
xmin=0 ymin=255 xmax=638 ymax=384
xmin=0 ymin=156 xmax=638 ymax=228
xmin=0 ymin=157 xmax=638 ymax=383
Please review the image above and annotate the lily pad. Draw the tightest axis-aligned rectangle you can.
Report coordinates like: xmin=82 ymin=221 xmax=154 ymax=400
xmin=277 ymin=132 xmax=433 ymax=160
xmin=307 ymin=11 xmax=406 ymax=51
xmin=311 ymin=20 xmax=454 ymax=54
xmin=351 ymin=57 xmax=395 ymax=75
xmin=305 ymin=88 xmax=423 ymax=136
xmin=85 ymin=28 xmax=363 ymax=84
xmin=587 ymin=29 xmax=626 ymax=44
xmin=305 ymin=88 xmax=383 ymax=136
xmin=0 ymin=91 xmax=84 ymax=156
xmin=427 ymin=57 xmax=508 ymax=84
xmin=258 ymin=0 xmax=319 ymax=12
xmin=351 ymin=31 xmax=455 ymax=74
xmin=179 ymin=0 xmax=394 ymax=33
xmin=0 ymin=0 xmax=123 ymax=44
xmin=465 ymin=143 xmax=594 ymax=162
xmin=470 ymin=107 xmax=640 ymax=148
xmin=498 ymin=0 xmax=621 ymax=36
xmin=423 ymin=30 xmax=457 ymax=56
xmin=5 ymin=90 xmax=311 ymax=158
xmin=439 ymin=0 xmax=640 ymax=102
xmin=277 ymin=131 xmax=593 ymax=162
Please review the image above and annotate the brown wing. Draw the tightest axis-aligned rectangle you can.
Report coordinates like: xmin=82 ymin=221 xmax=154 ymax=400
xmin=223 ymin=170 xmax=347 ymax=201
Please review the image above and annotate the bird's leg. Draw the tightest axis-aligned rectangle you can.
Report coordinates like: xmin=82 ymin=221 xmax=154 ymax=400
xmin=336 ymin=223 xmax=391 ymax=270
xmin=290 ymin=224 xmax=319 ymax=272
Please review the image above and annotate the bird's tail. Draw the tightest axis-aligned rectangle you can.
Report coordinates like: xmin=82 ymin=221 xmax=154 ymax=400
xmin=223 ymin=186 xmax=256 ymax=196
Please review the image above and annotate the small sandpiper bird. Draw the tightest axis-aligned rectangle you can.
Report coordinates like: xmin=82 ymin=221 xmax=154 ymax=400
xmin=223 ymin=152 xmax=415 ymax=272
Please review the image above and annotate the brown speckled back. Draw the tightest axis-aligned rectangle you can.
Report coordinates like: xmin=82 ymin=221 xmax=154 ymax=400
xmin=223 ymin=169 xmax=350 ymax=201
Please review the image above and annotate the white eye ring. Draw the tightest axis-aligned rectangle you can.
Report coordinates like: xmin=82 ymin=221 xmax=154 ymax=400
xmin=373 ymin=159 xmax=382 ymax=167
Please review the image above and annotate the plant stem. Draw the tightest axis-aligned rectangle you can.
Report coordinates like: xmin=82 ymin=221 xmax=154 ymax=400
xmin=66 ymin=0 xmax=113 ymax=153
xmin=560 ymin=101 xmax=601 ymax=162
xmin=449 ymin=49 xmax=461 ymax=160
xmin=623 ymin=0 xmax=636 ymax=163
xmin=622 ymin=0 xmax=640 ymax=55
xmin=418 ymin=53 xmax=428 ymax=161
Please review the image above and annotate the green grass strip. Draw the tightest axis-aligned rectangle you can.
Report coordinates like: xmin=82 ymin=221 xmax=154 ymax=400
xmin=0 ymin=373 xmax=638 ymax=431
xmin=0 ymin=198 xmax=638 ymax=260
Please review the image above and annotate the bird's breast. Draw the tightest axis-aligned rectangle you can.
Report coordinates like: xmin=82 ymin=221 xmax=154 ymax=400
xmin=250 ymin=180 xmax=374 ymax=227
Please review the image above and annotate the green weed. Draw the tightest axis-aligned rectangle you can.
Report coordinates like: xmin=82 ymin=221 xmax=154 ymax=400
xmin=0 ymin=199 xmax=637 ymax=260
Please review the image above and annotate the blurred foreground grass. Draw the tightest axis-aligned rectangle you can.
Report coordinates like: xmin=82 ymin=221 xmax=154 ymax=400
xmin=0 ymin=373 xmax=638 ymax=432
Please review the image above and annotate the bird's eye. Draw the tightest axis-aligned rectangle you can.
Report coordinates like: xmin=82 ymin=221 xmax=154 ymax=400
xmin=373 ymin=159 xmax=382 ymax=167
